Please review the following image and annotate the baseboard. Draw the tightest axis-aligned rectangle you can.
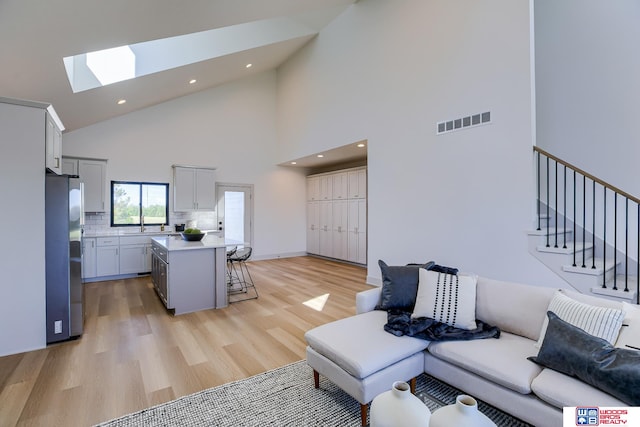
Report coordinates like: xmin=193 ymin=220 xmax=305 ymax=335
xmin=249 ymin=251 xmax=308 ymax=261
xmin=367 ymin=275 xmax=382 ymax=286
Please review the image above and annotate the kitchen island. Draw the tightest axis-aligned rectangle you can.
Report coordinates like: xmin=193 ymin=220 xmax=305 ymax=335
xmin=150 ymin=234 xmax=236 ymax=314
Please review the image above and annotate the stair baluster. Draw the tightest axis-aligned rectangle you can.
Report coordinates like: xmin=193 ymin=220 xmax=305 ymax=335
xmin=625 ymin=198 xmax=629 ymax=292
xmin=532 ymin=147 xmax=640 ymax=304
xmin=614 ymin=193 xmax=618 ymax=291
xmin=573 ymin=170 xmax=578 ymax=267
xmin=536 ymin=152 xmax=541 ymax=231
xmin=563 ymin=166 xmax=567 ymax=249
xmin=592 ymin=180 xmax=596 ymax=269
xmin=603 ymin=187 xmax=607 ymax=288
xmin=546 ymin=156 xmax=550 ymax=248
xmin=582 ymin=175 xmax=586 ymax=268
xmin=555 ymin=161 xmax=558 ymax=248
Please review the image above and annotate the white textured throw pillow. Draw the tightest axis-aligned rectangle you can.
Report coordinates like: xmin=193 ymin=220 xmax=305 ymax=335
xmin=412 ymin=269 xmax=477 ymax=330
xmin=616 ymin=302 xmax=640 ymax=351
xmin=536 ymin=291 xmax=625 ymax=348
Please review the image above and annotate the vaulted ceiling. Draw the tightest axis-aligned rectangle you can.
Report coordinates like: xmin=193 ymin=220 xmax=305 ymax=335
xmin=0 ymin=0 xmax=357 ymax=132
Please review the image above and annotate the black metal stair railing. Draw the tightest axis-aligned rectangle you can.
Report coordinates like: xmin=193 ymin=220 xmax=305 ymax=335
xmin=534 ymin=146 xmax=640 ymax=303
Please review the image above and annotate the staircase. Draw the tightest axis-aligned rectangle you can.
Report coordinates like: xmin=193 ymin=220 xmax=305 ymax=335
xmin=529 ymin=147 xmax=639 ymax=303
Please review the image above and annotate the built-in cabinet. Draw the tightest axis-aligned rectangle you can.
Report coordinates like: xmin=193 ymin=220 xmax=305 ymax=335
xmin=45 ymin=112 xmax=63 ymax=175
xmin=173 ymin=166 xmax=216 ymax=211
xmin=306 ymin=167 xmax=367 ymax=264
xmin=62 ymin=157 xmax=108 ymax=212
xmin=348 ymin=199 xmax=367 ymax=264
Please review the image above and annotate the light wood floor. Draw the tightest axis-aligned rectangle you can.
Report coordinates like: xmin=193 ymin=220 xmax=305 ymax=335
xmin=0 ymin=256 xmax=370 ymax=427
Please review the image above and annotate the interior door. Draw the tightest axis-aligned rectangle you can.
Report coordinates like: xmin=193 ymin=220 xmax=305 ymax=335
xmin=216 ymin=184 xmax=253 ymax=248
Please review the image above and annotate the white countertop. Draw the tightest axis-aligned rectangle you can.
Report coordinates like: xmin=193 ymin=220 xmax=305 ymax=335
xmin=151 ymin=234 xmax=240 ymax=251
xmin=84 ymin=229 xmax=219 ymax=238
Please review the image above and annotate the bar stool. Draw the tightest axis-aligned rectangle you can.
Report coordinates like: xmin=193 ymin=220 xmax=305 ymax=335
xmin=226 ymin=246 xmax=237 ymax=284
xmin=227 ymin=247 xmax=258 ymax=302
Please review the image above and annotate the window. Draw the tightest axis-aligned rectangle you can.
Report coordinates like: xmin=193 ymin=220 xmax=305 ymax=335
xmin=111 ymin=181 xmax=169 ymax=227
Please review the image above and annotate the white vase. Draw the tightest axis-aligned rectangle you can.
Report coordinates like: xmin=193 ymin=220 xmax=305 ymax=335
xmin=429 ymin=395 xmax=497 ymax=427
xmin=370 ymin=381 xmax=431 ymax=427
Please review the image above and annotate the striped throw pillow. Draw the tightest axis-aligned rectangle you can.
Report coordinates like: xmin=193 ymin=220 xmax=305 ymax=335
xmin=536 ymin=291 xmax=625 ymax=348
xmin=412 ymin=269 xmax=478 ymax=330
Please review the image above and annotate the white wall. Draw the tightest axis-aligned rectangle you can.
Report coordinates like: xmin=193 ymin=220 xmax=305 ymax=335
xmin=277 ymin=0 xmax=565 ymax=287
xmin=0 ymin=102 xmax=47 ymax=357
xmin=535 ymin=0 xmax=640 ymax=196
xmin=64 ymin=72 xmax=307 ymax=260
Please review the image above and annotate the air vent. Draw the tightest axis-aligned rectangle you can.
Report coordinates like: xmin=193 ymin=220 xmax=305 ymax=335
xmin=437 ymin=111 xmax=491 ymax=135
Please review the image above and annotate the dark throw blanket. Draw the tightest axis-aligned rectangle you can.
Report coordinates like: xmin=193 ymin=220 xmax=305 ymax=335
xmin=384 ymin=310 xmax=501 ymax=341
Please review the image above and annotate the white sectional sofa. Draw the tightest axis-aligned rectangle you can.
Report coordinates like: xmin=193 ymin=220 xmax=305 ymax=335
xmin=305 ymin=274 xmax=637 ymax=427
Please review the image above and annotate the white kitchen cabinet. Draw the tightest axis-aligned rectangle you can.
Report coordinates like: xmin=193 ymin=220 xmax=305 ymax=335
xmin=119 ymin=235 xmax=153 ymax=274
xmin=45 ymin=111 xmax=63 ymax=175
xmin=79 ymin=159 xmax=107 ymax=212
xmin=319 ymin=175 xmax=333 ymax=201
xmin=348 ymin=169 xmax=367 ymax=199
xmin=82 ymin=237 xmax=97 ymax=279
xmin=307 ymin=176 xmax=320 ymax=201
xmin=318 ymin=200 xmax=333 ymax=257
xmin=306 ymin=201 xmax=320 ymax=254
xmin=61 ymin=157 xmax=78 ymax=175
xmin=173 ymin=166 xmax=216 ymax=211
xmin=332 ymin=172 xmax=348 ymax=200
xmin=348 ymin=199 xmax=367 ymax=264
xmin=307 ymin=167 xmax=367 ymax=263
xmin=96 ymin=237 xmax=119 ymax=277
xmin=119 ymin=244 xmax=147 ymax=274
xmin=332 ymin=200 xmax=349 ymax=259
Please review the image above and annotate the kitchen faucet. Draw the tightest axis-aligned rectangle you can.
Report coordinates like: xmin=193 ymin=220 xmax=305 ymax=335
xmin=141 ymin=215 xmax=145 ymax=232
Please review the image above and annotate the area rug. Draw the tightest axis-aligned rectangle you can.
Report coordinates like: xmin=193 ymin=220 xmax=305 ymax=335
xmin=96 ymin=360 xmax=532 ymax=426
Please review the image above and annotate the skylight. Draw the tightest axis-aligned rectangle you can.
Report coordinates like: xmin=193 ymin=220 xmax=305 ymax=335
xmin=86 ymin=46 xmax=136 ymax=86
xmin=63 ymin=16 xmax=317 ymax=93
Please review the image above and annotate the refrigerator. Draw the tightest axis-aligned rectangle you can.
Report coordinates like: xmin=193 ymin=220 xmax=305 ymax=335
xmin=45 ymin=173 xmax=84 ymax=343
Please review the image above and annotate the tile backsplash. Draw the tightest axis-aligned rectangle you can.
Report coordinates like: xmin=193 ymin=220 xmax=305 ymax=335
xmin=84 ymin=211 xmax=217 ymax=234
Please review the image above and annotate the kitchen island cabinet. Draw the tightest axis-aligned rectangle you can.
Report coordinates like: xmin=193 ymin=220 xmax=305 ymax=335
xmin=150 ymin=235 xmax=230 ymax=314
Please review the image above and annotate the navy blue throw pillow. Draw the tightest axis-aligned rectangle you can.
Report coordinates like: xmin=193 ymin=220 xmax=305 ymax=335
xmin=528 ymin=311 xmax=640 ymax=406
xmin=376 ymin=259 xmax=435 ymax=311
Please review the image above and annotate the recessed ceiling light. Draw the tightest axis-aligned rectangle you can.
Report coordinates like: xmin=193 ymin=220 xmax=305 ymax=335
xmin=291 ymin=161 xmax=297 ymax=165
xmin=357 ymin=143 xmax=365 ymax=148
xmin=189 ymin=79 xmax=197 ymax=84
xmin=317 ymin=154 xmax=324 ymax=158
xmin=117 ymin=99 xmax=126 ymax=105
xmin=246 ymin=63 xmax=253 ymax=68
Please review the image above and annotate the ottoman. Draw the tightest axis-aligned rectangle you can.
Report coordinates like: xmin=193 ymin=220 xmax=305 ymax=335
xmin=305 ymin=310 xmax=429 ymax=426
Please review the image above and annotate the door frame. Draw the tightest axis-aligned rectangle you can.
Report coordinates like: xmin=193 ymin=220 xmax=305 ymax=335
xmin=215 ymin=182 xmax=254 ymax=248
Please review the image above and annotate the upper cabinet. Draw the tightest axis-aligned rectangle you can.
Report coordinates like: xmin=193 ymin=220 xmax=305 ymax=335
xmin=307 ymin=176 xmax=320 ymax=201
xmin=348 ymin=169 xmax=367 ymax=199
xmin=319 ymin=175 xmax=333 ymax=200
xmin=79 ymin=159 xmax=107 ymax=212
xmin=332 ymin=172 xmax=348 ymax=200
xmin=62 ymin=157 xmax=108 ymax=212
xmin=45 ymin=108 xmax=64 ymax=175
xmin=173 ymin=166 xmax=216 ymax=211
xmin=61 ymin=157 xmax=78 ymax=175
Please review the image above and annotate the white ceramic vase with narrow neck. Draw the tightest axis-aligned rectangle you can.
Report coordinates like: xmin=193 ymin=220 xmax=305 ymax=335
xmin=369 ymin=381 xmax=431 ymax=427
xmin=429 ymin=394 xmax=497 ymax=427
